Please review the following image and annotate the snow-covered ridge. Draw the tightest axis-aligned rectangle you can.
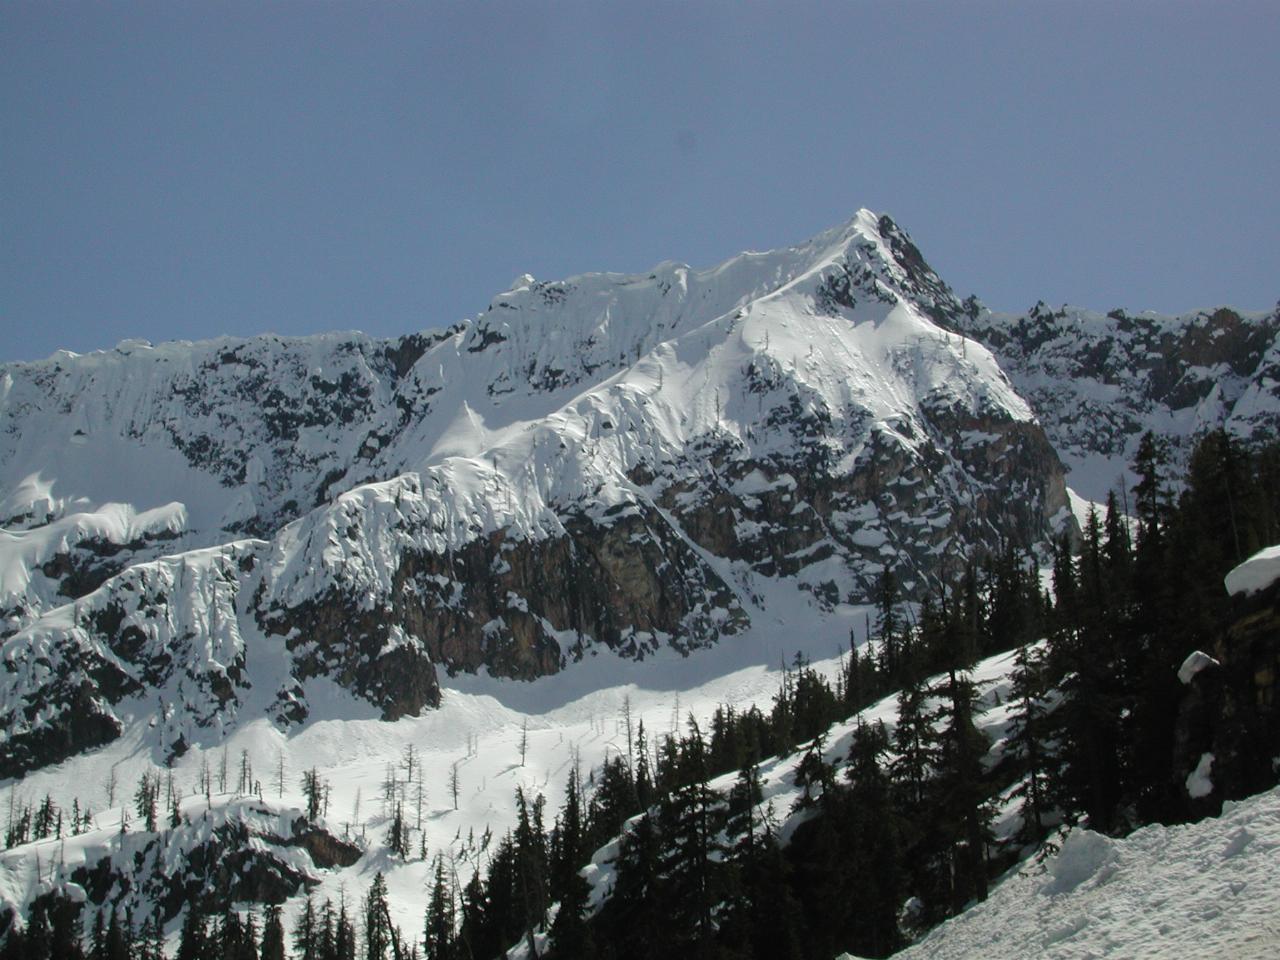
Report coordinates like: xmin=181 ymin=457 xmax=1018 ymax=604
xmin=962 ymin=302 xmax=1280 ymax=499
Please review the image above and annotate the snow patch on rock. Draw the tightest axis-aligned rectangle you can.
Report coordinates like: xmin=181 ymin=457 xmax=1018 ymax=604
xmin=1224 ymin=545 xmax=1280 ymax=596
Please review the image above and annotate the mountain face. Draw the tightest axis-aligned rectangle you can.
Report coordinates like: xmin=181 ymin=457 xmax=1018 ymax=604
xmin=0 ymin=210 xmax=1080 ymax=777
xmin=1 ymin=209 xmax=1277 ymax=955
xmin=959 ymin=301 xmax=1280 ymax=499
xmin=3 ymin=209 xmax=1276 ymax=785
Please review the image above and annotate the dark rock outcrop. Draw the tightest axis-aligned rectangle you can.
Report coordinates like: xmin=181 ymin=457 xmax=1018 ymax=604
xmin=1173 ymin=579 xmax=1280 ymax=815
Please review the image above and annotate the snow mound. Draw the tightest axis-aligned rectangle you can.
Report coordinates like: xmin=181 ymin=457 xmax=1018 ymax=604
xmin=894 ymin=786 xmax=1280 ymax=959
xmin=1187 ymin=753 xmax=1216 ymax=800
xmin=1040 ymin=829 xmax=1119 ymax=896
xmin=1178 ymin=650 xmax=1220 ymax=685
xmin=1224 ymin=545 xmax=1280 ymax=596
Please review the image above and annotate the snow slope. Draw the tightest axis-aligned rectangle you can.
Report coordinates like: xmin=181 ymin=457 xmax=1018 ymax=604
xmin=886 ymin=785 xmax=1280 ymax=960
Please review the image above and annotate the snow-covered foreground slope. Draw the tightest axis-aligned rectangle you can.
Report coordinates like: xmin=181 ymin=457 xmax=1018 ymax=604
xmin=885 ymin=785 xmax=1280 ymax=960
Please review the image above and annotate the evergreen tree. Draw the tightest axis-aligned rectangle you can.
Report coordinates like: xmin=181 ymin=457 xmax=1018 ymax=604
xmin=302 ymin=769 xmax=325 ymax=823
xmin=260 ymin=905 xmax=286 ymax=960
xmin=597 ymin=812 xmax=663 ymax=960
xmin=334 ymin=897 xmax=357 ymax=960
xmin=134 ymin=774 xmax=159 ymax=833
xmin=929 ymin=666 xmax=992 ymax=915
xmin=386 ymin=801 xmax=411 ymax=859
xmin=176 ymin=906 xmax=210 ymax=960
xmin=364 ymin=873 xmax=393 ymax=960
xmin=842 ymin=720 xmax=904 ymax=958
xmin=549 ymin=768 xmax=586 ymax=907
xmin=455 ymin=871 xmax=490 ymax=960
xmin=293 ymin=895 xmax=319 ymax=960
xmin=655 ymin=718 xmax=725 ymax=957
xmin=1006 ymin=642 xmax=1051 ymax=845
xmin=513 ymin=788 xmax=549 ymax=951
xmin=423 ymin=856 xmax=454 ymax=960
xmin=890 ymin=680 xmax=930 ymax=813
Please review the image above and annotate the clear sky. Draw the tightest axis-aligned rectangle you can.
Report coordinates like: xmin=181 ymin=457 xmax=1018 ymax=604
xmin=3 ymin=1 xmax=1277 ymax=362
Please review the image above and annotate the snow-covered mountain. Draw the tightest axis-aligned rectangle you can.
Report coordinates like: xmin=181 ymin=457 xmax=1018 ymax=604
xmin=1 ymin=210 xmax=1074 ymax=778
xmin=1 ymin=209 xmax=1276 ymax=956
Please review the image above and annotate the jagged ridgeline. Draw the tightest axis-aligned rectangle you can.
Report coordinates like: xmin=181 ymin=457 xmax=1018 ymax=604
xmin=1 ymin=209 xmax=1278 ymax=960
xmin=0 ymin=211 xmax=1075 ymax=774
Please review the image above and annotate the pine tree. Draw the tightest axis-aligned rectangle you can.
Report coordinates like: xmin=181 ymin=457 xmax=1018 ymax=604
xmin=364 ymin=873 xmax=393 ymax=960
xmin=513 ymin=787 xmax=549 ymax=950
xmin=455 ymin=871 xmax=490 ymax=960
xmin=105 ymin=911 xmax=131 ymax=960
xmin=1006 ymin=642 xmax=1051 ymax=845
xmin=597 ymin=812 xmax=662 ymax=960
xmin=260 ymin=904 xmax=286 ymax=960
xmin=176 ymin=906 xmax=209 ymax=960
xmin=548 ymin=768 xmax=592 ymax=959
xmin=293 ymin=894 xmax=318 ymax=960
xmin=655 ymin=718 xmax=725 ymax=956
xmin=302 ymin=769 xmax=325 ymax=822
xmin=843 ymin=719 xmax=905 ymax=957
xmin=423 ymin=856 xmax=455 ymax=960
xmin=133 ymin=773 xmax=159 ymax=833
xmin=386 ymin=801 xmax=410 ymax=859
xmin=930 ymin=665 xmax=992 ymax=915
xmin=890 ymin=680 xmax=930 ymax=813
xmin=874 ymin=569 xmax=902 ymax=681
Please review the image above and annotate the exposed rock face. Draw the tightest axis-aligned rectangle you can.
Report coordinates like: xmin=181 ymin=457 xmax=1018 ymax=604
xmin=961 ymin=302 xmax=1280 ymax=496
xmin=650 ymin=416 xmax=1068 ymax=604
xmin=67 ymin=802 xmax=360 ymax=922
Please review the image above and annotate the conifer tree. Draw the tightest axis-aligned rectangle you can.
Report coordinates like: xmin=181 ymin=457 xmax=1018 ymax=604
xmin=364 ymin=873 xmax=393 ymax=960
xmin=423 ymin=856 xmax=454 ymax=960
xmin=598 ymin=812 xmax=662 ymax=960
xmin=843 ymin=719 xmax=905 ymax=958
xmin=260 ymin=905 xmax=286 ymax=960
xmin=386 ymin=801 xmax=410 ymax=859
xmin=890 ymin=680 xmax=930 ymax=813
xmin=548 ymin=769 xmax=593 ymax=960
xmin=176 ymin=906 xmax=209 ymax=960
xmin=302 ymin=769 xmax=325 ymax=822
xmin=930 ymin=665 xmax=992 ymax=914
xmin=1006 ymin=642 xmax=1051 ymax=845
xmin=293 ymin=894 xmax=318 ymax=960
xmin=513 ymin=788 xmax=549 ymax=949
xmin=455 ymin=871 xmax=491 ymax=960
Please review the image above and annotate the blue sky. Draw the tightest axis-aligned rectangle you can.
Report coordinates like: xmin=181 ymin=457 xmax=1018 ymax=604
xmin=3 ymin=1 xmax=1277 ymax=361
